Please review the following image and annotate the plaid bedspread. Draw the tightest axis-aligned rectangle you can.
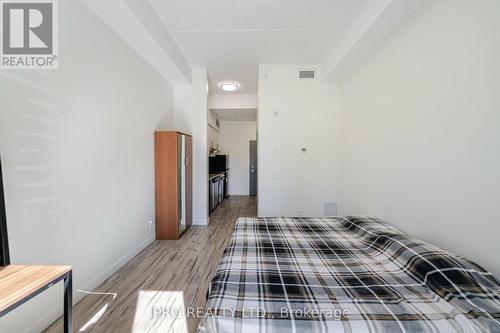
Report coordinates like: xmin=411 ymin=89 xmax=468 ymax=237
xmin=198 ymin=216 xmax=500 ymax=333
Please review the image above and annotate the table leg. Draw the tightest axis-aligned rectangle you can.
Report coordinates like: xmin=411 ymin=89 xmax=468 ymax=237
xmin=64 ymin=271 xmax=73 ymax=333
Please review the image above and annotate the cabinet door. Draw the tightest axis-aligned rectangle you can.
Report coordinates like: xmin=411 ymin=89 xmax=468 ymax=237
xmin=155 ymin=132 xmax=179 ymax=240
xmin=178 ymin=134 xmax=187 ymax=235
xmin=185 ymin=135 xmax=192 ymax=227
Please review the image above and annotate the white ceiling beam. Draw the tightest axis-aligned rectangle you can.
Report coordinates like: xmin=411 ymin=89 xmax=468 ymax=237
xmin=323 ymin=0 xmax=426 ymax=82
xmin=82 ymin=0 xmax=192 ymax=86
xmin=208 ymin=94 xmax=258 ymax=110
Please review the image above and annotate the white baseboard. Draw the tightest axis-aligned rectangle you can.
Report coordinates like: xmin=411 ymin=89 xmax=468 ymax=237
xmin=78 ymin=234 xmax=155 ymax=298
xmin=23 ymin=234 xmax=156 ymax=333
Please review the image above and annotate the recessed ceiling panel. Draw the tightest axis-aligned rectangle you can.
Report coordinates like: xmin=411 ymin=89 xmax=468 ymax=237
xmin=149 ymin=0 xmax=386 ymax=94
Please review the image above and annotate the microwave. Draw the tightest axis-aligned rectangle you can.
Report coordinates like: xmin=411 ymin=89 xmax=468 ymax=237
xmin=209 ymin=155 xmax=229 ymax=172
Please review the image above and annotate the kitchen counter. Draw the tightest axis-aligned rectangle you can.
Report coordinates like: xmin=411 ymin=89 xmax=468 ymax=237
xmin=209 ymin=172 xmax=225 ymax=181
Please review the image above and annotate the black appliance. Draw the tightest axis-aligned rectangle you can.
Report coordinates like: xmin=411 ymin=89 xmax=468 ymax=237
xmin=209 ymin=155 xmax=229 ymax=198
xmin=209 ymin=176 xmax=219 ymax=213
xmin=218 ymin=173 xmax=225 ymax=204
xmin=209 ymin=155 xmax=229 ymax=172
xmin=222 ymin=170 xmax=229 ymax=198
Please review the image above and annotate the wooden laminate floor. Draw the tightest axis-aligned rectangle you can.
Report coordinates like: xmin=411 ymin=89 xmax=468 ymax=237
xmin=44 ymin=195 xmax=257 ymax=333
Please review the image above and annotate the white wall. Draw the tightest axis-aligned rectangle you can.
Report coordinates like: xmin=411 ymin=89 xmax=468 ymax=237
xmin=258 ymin=65 xmax=340 ymax=217
xmin=208 ymin=111 xmax=220 ymax=152
xmin=0 ymin=0 xmax=174 ymax=332
xmin=338 ymin=0 xmax=500 ymax=277
xmin=173 ymin=68 xmax=209 ymax=225
xmin=208 ymin=94 xmax=258 ymax=109
xmin=218 ymin=121 xmax=257 ymax=195
xmin=82 ymin=0 xmax=192 ymax=86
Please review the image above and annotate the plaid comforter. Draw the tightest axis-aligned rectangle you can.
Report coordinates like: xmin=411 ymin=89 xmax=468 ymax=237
xmin=198 ymin=216 xmax=500 ymax=333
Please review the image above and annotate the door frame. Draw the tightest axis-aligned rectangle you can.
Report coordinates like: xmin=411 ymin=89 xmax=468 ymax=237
xmin=249 ymin=140 xmax=257 ymax=196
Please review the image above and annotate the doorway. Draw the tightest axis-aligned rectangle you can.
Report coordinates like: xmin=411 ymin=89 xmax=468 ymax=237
xmin=249 ymin=140 xmax=257 ymax=196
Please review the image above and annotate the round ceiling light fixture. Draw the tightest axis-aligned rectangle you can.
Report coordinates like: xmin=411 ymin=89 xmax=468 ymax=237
xmin=218 ymin=80 xmax=240 ymax=92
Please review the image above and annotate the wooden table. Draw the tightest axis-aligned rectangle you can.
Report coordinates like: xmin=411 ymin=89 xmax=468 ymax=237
xmin=0 ymin=265 xmax=72 ymax=332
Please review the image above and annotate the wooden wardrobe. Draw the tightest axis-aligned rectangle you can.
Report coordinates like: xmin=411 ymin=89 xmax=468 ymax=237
xmin=155 ymin=131 xmax=192 ymax=240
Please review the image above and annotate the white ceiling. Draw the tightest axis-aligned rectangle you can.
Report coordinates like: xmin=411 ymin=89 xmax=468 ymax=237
xmin=211 ymin=108 xmax=257 ymax=121
xmin=148 ymin=0 xmax=388 ymax=94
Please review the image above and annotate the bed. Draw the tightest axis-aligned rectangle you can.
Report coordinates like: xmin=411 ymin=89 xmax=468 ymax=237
xmin=198 ymin=216 xmax=500 ymax=332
